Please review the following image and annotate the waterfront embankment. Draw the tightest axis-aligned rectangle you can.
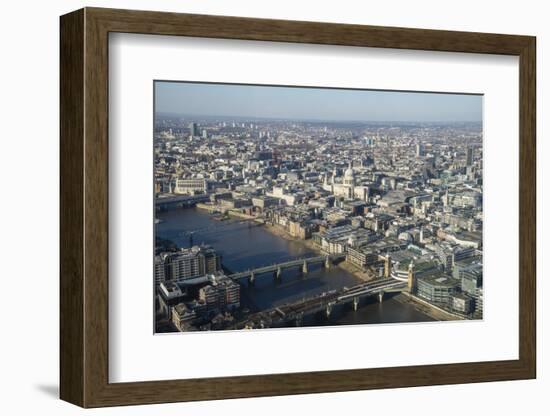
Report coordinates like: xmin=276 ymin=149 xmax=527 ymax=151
xmin=195 ymin=202 xmax=218 ymax=213
xmin=262 ymin=223 xmax=373 ymax=281
xmin=394 ymin=292 xmax=465 ymax=321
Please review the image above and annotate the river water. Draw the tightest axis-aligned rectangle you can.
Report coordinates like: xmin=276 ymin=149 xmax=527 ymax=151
xmin=156 ymin=208 xmax=434 ymax=327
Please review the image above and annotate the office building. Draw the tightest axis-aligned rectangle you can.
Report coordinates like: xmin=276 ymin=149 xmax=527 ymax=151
xmin=199 ymin=273 xmax=240 ymax=312
xmin=416 ymin=274 xmax=460 ymax=305
xmin=451 ymin=292 xmax=475 ymax=314
xmin=189 ymin=122 xmax=199 ymax=137
xmin=466 ymin=146 xmax=474 ymax=166
xmin=174 ymin=178 xmax=209 ymax=195
xmin=458 ymin=262 xmax=483 ymax=296
xmin=416 ymin=143 xmax=423 ymax=157
xmin=155 ymin=245 xmax=222 ymax=283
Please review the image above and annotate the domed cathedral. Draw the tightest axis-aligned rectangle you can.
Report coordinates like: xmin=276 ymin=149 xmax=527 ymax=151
xmin=323 ymin=161 xmax=370 ymax=201
xmin=343 ymin=162 xmax=356 ymax=186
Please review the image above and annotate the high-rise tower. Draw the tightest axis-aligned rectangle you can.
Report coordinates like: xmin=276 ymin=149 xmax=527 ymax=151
xmin=466 ymin=146 xmax=474 ymax=166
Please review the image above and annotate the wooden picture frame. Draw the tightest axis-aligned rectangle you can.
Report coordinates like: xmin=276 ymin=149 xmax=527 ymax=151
xmin=60 ymin=7 xmax=536 ymax=408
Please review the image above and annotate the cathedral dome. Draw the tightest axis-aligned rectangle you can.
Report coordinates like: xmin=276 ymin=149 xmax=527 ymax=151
xmin=343 ymin=164 xmax=355 ymax=186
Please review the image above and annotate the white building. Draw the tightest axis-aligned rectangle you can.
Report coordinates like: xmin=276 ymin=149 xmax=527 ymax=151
xmin=322 ymin=163 xmax=370 ymax=201
xmin=174 ymin=178 xmax=208 ymax=195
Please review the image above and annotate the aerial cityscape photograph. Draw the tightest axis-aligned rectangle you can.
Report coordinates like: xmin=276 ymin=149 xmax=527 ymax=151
xmin=154 ymin=81 xmax=483 ymax=333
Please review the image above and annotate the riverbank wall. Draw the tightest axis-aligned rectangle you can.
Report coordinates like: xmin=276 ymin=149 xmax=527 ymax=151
xmin=262 ymin=223 xmax=373 ymax=282
xmin=395 ymin=292 xmax=466 ymax=321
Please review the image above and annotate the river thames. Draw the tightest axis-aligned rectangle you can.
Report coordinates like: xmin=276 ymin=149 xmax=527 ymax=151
xmin=156 ymin=207 xmax=434 ymax=327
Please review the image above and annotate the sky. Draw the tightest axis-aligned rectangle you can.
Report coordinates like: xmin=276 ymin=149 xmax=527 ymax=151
xmin=155 ymin=81 xmax=482 ymax=123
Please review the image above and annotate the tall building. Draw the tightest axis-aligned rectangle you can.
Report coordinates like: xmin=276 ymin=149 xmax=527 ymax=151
xmin=189 ymin=122 xmax=199 ymax=137
xmin=416 ymin=143 xmax=423 ymax=157
xmin=466 ymin=146 xmax=474 ymax=166
xmin=202 ymin=246 xmax=222 ymax=274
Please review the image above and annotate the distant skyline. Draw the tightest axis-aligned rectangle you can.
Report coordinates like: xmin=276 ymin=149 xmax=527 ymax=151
xmin=155 ymin=81 xmax=482 ymax=123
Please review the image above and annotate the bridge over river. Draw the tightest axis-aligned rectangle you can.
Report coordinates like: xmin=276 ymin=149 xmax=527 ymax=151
xmin=233 ymin=278 xmax=407 ymax=329
xmin=155 ymin=194 xmax=210 ymax=210
xmin=228 ymin=253 xmax=346 ymax=283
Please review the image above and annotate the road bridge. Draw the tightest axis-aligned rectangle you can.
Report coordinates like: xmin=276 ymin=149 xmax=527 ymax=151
xmin=228 ymin=254 xmax=346 ymax=284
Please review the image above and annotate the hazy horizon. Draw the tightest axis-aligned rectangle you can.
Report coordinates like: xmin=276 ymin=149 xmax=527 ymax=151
xmin=155 ymin=81 xmax=483 ymax=124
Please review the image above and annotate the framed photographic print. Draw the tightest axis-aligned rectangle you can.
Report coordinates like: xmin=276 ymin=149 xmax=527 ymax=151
xmin=60 ymin=7 xmax=536 ymax=408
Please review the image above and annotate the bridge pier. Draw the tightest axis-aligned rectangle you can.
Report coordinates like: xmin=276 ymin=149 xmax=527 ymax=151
xmin=302 ymin=260 xmax=308 ymax=274
xmin=326 ymin=303 xmax=332 ymax=318
xmin=248 ymin=271 xmax=255 ymax=286
xmin=378 ymin=291 xmax=384 ymax=303
xmin=353 ymin=297 xmax=359 ymax=311
xmin=324 ymin=256 xmax=331 ymax=269
xmin=276 ymin=266 xmax=282 ymax=280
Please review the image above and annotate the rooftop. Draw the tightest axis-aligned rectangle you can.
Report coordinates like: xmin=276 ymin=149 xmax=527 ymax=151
xmin=418 ymin=273 xmax=460 ymax=288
